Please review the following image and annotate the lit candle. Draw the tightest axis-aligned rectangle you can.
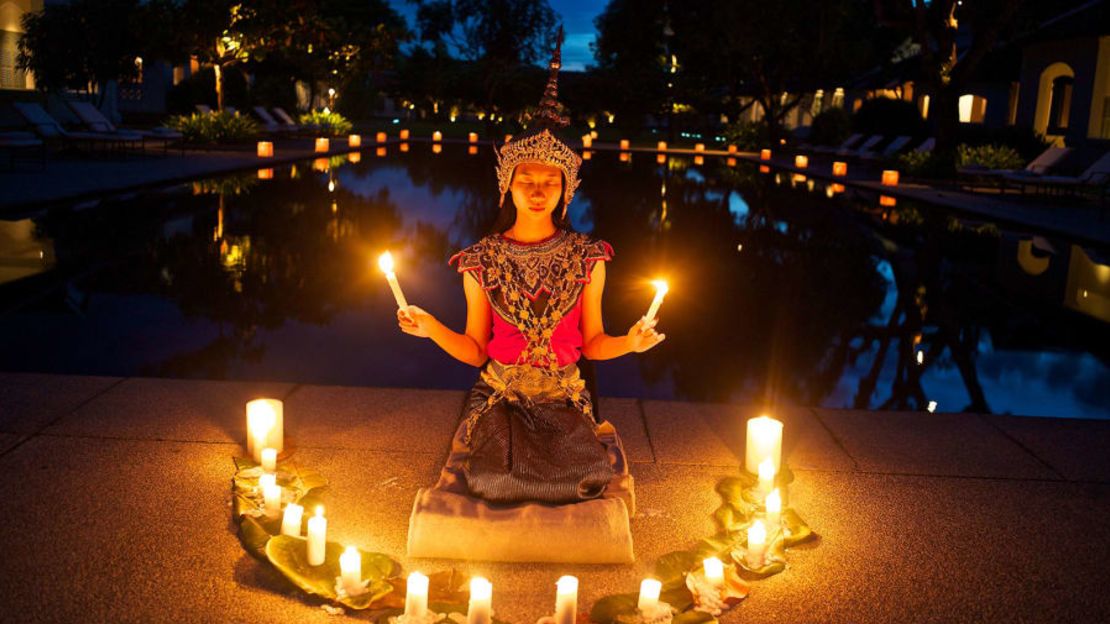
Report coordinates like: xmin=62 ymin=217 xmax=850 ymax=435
xmin=832 ymin=161 xmax=847 ymax=176
xmin=728 ymin=144 xmax=738 ymax=154
xmin=313 ymin=157 xmax=330 ymax=172
xmin=657 ymin=141 xmax=667 ymax=151
xmin=468 ymin=132 xmax=478 ymax=143
xmin=377 ymin=251 xmax=409 ymax=310
xmin=260 ymin=447 xmax=277 ymax=472
xmin=745 ymin=415 xmax=783 ymax=474
xmin=765 ymin=488 xmax=782 ymax=533
xmin=348 ymin=152 xmax=362 ymax=164
xmin=306 ymin=507 xmax=327 ymax=566
xmin=554 ymin=576 xmax=578 ymax=624
xmin=315 ymin=137 xmax=330 ymax=153
xmin=468 ymin=145 xmax=478 ymax=155
xmin=695 ymin=143 xmax=705 ymax=152
xmin=637 ymin=579 xmax=661 ymax=613
xmin=694 ymin=155 xmax=704 ymax=166
xmin=746 ymin=520 xmax=767 ymax=568
xmin=376 ymin=131 xmax=387 ymax=143
xmin=590 ymin=130 xmax=598 ymax=139
xmin=727 ymin=157 xmax=736 ymax=167
xmin=399 ymin=129 xmax=410 ymax=140
xmin=656 ymin=153 xmax=666 ymax=165
xmin=400 ymin=143 xmax=410 ymax=153
xmin=758 ymin=457 xmax=775 ymax=495
xmin=348 ymin=134 xmax=361 ymax=148
xmin=281 ymin=502 xmax=304 ymax=536
xmin=246 ymin=399 xmax=283 ymax=462
xmin=643 ymin=280 xmax=668 ymax=323
xmin=582 ymin=135 xmax=593 ymax=148
xmin=582 ymin=150 xmax=592 ymax=161
xmin=702 ymin=557 xmax=725 ymax=588
xmin=620 ymin=139 xmax=630 ymax=150
xmin=340 ymin=546 xmax=362 ymax=595
xmin=257 ymin=141 xmax=273 ymax=158
xmin=760 ymin=148 xmax=771 ymax=160
xmin=263 ymin=479 xmax=282 ymax=517
xmin=882 ymin=170 xmax=900 ymax=186
xmin=794 ymin=154 xmax=808 ymax=168
xmin=619 ymin=152 xmax=630 ymax=163
xmin=467 ymin=577 xmax=492 ymax=624
xmin=405 ymin=572 xmax=429 ymax=618
xmin=376 ymin=147 xmax=387 ymax=157
xmin=433 ymin=144 xmax=442 ymax=154
xmin=257 ymin=168 xmax=273 ymax=180
xmin=433 ymin=131 xmax=442 ymax=142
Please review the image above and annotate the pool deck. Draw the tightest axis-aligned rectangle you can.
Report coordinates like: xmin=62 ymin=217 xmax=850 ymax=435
xmin=2 ymin=139 xmax=1108 ymax=247
xmin=1 ymin=371 xmax=1108 ymax=623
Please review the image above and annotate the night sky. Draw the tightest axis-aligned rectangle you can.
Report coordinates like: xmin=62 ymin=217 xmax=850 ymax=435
xmin=387 ymin=0 xmax=604 ymax=71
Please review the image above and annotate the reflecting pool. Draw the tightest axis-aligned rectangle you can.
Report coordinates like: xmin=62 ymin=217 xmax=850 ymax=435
xmin=2 ymin=145 xmax=1108 ymax=418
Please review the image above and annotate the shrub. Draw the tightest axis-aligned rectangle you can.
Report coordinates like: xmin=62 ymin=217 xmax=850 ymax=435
xmin=808 ymin=108 xmax=852 ymax=146
xmin=166 ymin=111 xmax=260 ymax=144
xmin=897 ymin=149 xmax=956 ymax=179
xmin=722 ymin=120 xmax=769 ymax=151
xmin=956 ymin=144 xmax=1024 ymax=170
xmin=954 ymin=125 xmax=1050 ymax=162
xmin=852 ymin=97 xmax=926 ymax=137
xmin=164 ymin=68 xmax=249 ymax=115
xmin=298 ymin=110 xmax=353 ymax=136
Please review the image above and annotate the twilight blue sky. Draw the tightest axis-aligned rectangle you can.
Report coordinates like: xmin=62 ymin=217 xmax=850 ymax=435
xmin=386 ymin=0 xmax=605 ymax=71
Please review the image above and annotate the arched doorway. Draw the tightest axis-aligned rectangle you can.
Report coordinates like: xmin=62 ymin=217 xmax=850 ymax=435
xmin=1033 ymin=62 xmax=1076 ymax=144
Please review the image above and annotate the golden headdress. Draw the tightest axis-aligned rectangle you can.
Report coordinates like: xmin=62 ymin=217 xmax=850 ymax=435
xmin=495 ymin=27 xmax=583 ymax=210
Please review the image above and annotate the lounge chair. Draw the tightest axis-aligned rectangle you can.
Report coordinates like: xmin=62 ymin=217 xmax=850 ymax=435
xmin=958 ymin=146 xmax=1072 ymax=193
xmin=13 ymin=101 xmax=140 ymax=154
xmin=67 ymin=100 xmax=183 ymax=154
xmin=272 ymin=107 xmax=310 ymax=133
xmin=195 ymin=104 xmax=213 ymax=114
xmin=1004 ymin=151 xmax=1110 ymax=197
xmin=912 ymin=137 xmax=935 ymax=153
xmin=812 ymin=133 xmax=863 ymax=154
xmin=860 ymin=135 xmax=913 ymax=160
xmin=839 ymin=134 xmax=883 ymax=157
xmin=251 ymin=106 xmax=293 ymax=135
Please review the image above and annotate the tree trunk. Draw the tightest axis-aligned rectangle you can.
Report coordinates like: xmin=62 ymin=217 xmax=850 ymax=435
xmin=214 ymin=63 xmax=224 ymax=111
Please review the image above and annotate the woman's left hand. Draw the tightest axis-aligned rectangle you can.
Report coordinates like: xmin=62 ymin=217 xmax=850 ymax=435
xmin=626 ymin=317 xmax=666 ymax=353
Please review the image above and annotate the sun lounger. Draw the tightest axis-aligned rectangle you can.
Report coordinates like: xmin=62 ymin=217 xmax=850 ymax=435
xmin=860 ymin=135 xmax=913 ymax=160
xmin=195 ymin=104 xmax=213 ymax=114
xmin=1003 ymin=151 xmax=1110 ymax=196
xmin=13 ymin=101 xmax=140 ymax=154
xmin=67 ymin=100 xmax=182 ymax=154
xmin=251 ymin=106 xmax=293 ymax=135
xmin=958 ymin=146 xmax=1072 ymax=193
xmin=271 ymin=107 xmax=304 ymax=131
xmin=912 ymin=137 xmax=935 ymax=153
xmin=812 ymin=133 xmax=863 ymax=154
xmin=839 ymin=134 xmax=883 ymax=156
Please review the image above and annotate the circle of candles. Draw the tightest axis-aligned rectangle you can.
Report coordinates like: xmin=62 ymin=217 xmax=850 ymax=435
xmin=643 ymin=280 xmax=668 ymax=323
xmin=246 ymin=399 xmax=283 ymax=461
xmin=745 ymin=415 xmax=783 ymax=474
xmin=746 ymin=520 xmax=767 ymax=568
xmin=619 ymin=139 xmax=630 ymax=151
xmin=554 ymin=576 xmax=578 ymax=624
xmin=702 ymin=557 xmax=725 ymax=588
xmin=760 ymin=148 xmax=771 ymax=160
xmin=433 ymin=131 xmax=443 ymax=142
xmin=637 ymin=579 xmax=661 ymax=613
xmin=405 ymin=572 xmax=429 ymax=618
xmin=348 ymin=134 xmax=361 ymax=148
xmin=881 ymin=169 xmax=900 ymax=186
xmin=582 ymin=135 xmax=593 ymax=148
xmin=377 ymin=251 xmax=409 ymax=310
xmin=467 ymin=577 xmax=492 ymax=624
xmin=794 ymin=154 xmax=808 ymax=168
xmin=261 ymin=447 xmax=277 ymax=472
xmin=281 ymin=502 xmax=304 ymax=536
xmin=765 ymin=488 xmax=783 ymax=533
xmin=657 ymin=141 xmax=667 ymax=151
xmin=315 ymin=137 xmax=330 ymax=153
xmin=340 ymin=547 xmax=362 ymax=595
xmin=257 ymin=141 xmax=273 ymax=158
xmin=307 ymin=506 xmax=327 ymax=566
xmin=832 ymin=161 xmax=848 ymax=176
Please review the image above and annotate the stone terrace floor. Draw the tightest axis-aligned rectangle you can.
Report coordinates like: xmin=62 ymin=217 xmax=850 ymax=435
xmin=1 ymin=372 xmax=1109 ymax=623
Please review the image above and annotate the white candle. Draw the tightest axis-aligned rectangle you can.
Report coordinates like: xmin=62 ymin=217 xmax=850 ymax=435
xmin=637 ymin=579 xmax=661 ymax=613
xmin=745 ymin=415 xmax=783 ymax=474
xmin=307 ymin=506 xmax=327 ymax=566
xmin=467 ymin=577 xmax=492 ymax=624
xmin=643 ymin=280 xmax=668 ymax=323
xmin=246 ymin=398 xmax=283 ymax=461
xmin=260 ymin=447 xmax=277 ymax=472
xmin=262 ymin=480 xmax=282 ymax=517
xmin=340 ymin=546 xmax=362 ymax=595
xmin=554 ymin=576 xmax=578 ymax=624
xmin=702 ymin=557 xmax=724 ymax=588
xmin=746 ymin=520 xmax=767 ymax=568
xmin=758 ymin=457 xmax=776 ymax=495
xmin=765 ymin=488 xmax=782 ymax=533
xmin=281 ymin=502 xmax=304 ymax=537
xmin=405 ymin=572 xmax=429 ymax=618
xmin=377 ymin=251 xmax=409 ymax=309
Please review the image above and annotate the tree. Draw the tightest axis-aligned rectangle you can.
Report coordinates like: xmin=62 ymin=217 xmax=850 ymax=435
xmin=591 ymin=0 xmax=670 ymax=131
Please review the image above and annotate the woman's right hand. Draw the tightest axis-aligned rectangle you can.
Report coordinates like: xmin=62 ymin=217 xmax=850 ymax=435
xmin=398 ymin=305 xmax=433 ymax=338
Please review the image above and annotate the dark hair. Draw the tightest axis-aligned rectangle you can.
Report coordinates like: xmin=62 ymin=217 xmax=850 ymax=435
xmin=487 ymin=170 xmax=572 ymax=235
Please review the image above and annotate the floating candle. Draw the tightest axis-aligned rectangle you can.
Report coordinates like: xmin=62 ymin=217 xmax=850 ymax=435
xmin=657 ymin=141 xmax=667 ymax=151
xmin=882 ymin=170 xmax=900 ymax=186
xmin=399 ymin=129 xmax=410 ymax=140
xmin=620 ymin=139 xmax=630 ymax=150
xmin=468 ymin=132 xmax=478 ymax=143
xmin=376 ymin=131 xmax=387 ymax=143
xmin=832 ymin=161 xmax=847 ymax=176
xmin=760 ymin=148 xmax=771 ymax=160
xmin=432 ymin=131 xmax=442 ymax=142
xmin=307 ymin=506 xmax=327 ymax=566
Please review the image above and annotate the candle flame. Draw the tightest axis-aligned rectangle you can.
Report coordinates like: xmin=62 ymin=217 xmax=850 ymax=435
xmin=469 ymin=576 xmax=492 ymax=600
xmin=343 ymin=546 xmax=358 ymax=556
xmin=315 ymin=506 xmax=324 ymax=517
xmin=556 ymin=575 xmax=578 ymax=593
xmin=766 ymin=488 xmax=782 ymax=514
xmin=651 ymin=279 xmax=669 ymax=295
xmin=378 ymin=251 xmax=395 ymax=274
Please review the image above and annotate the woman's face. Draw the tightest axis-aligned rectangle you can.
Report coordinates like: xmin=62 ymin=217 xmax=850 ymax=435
xmin=509 ymin=162 xmax=563 ymax=224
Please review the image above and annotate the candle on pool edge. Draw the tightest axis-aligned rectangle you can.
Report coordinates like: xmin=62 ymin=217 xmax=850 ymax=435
xmin=643 ymin=280 xmax=669 ymax=323
xmin=377 ymin=251 xmax=409 ymax=310
xmin=405 ymin=572 xmax=429 ymax=618
xmin=400 ymin=129 xmax=410 ymax=140
xmin=554 ymin=576 xmax=578 ymax=624
xmin=882 ymin=169 xmax=900 ymax=186
xmin=467 ymin=577 xmax=492 ymax=624
xmin=468 ymin=132 xmax=478 ymax=143
xmin=432 ymin=131 xmax=442 ymax=142
xmin=637 ymin=579 xmax=661 ymax=613
xmin=281 ymin=502 xmax=304 ymax=537
xmin=348 ymin=134 xmax=361 ymax=148
xmin=257 ymin=141 xmax=273 ymax=158
xmin=833 ymin=161 xmax=848 ymax=176
xmin=619 ymin=139 xmax=630 ymax=150
xmin=582 ymin=135 xmax=593 ymax=148
xmin=758 ymin=457 xmax=776 ymax=495
xmin=695 ymin=143 xmax=705 ymax=152
xmin=376 ymin=131 xmax=387 ymax=144
xmin=760 ymin=148 xmax=771 ymax=160
xmin=794 ymin=154 xmax=808 ymax=168
xmin=261 ymin=447 xmax=277 ymax=472
xmin=657 ymin=141 xmax=667 ymax=151
xmin=765 ymin=488 xmax=783 ymax=533
xmin=307 ymin=506 xmax=327 ymax=566
xmin=702 ymin=557 xmax=725 ymax=588
xmin=315 ymin=137 xmax=330 ymax=153
xmin=340 ymin=546 xmax=362 ymax=595
xmin=746 ymin=520 xmax=767 ymax=568
xmin=728 ymin=144 xmax=738 ymax=154
xmin=246 ymin=399 xmax=283 ymax=462
xmin=745 ymin=415 xmax=783 ymax=474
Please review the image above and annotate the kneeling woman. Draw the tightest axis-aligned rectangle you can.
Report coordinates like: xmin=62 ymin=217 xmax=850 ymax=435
xmin=396 ymin=47 xmax=663 ymax=506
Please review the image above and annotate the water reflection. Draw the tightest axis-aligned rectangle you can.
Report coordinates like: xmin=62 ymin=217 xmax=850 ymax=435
xmin=0 ymin=147 xmax=1108 ymax=418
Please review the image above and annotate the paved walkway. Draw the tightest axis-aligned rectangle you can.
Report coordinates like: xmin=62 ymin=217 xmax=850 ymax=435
xmin=1 ymin=372 xmax=1108 ymax=622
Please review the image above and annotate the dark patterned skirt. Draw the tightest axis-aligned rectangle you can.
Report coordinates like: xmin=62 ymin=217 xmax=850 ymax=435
xmin=435 ymin=361 xmax=620 ymax=505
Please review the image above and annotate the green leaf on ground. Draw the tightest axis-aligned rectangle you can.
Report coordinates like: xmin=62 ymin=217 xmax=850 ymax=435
xmin=654 ymin=550 xmax=699 ymax=586
xmin=238 ymin=515 xmax=274 ymax=560
xmin=673 ymin=610 xmax=717 ymax=624
xmin=265 ymin=536 xmax=398 ymax=610
xmin=782 ymin=508 xmax=815 ymax=547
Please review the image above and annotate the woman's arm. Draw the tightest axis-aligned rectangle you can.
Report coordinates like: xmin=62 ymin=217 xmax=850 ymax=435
xmin=397 ymin=272 xmax=491 ymax=367
xmin=581 ymin=261 xmax=665 ymax=360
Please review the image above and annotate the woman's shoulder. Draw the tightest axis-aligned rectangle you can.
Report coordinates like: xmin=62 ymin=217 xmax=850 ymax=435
xmin=565 ymin=231 xmax=614 ymax=262
xmin=448 ymin=234 xmax=499 ymax=268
